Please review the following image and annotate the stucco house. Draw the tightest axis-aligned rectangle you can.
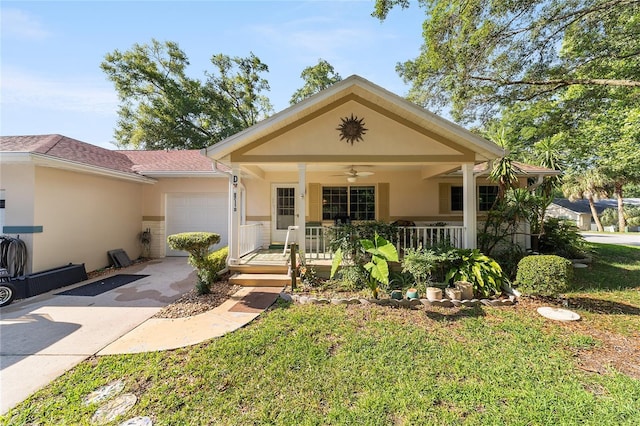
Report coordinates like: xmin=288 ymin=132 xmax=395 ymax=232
xmin=0 ymin=134 xmax=228 ymax=275
xmin=1 ymin=76 xmax=557 ymax=283
xmin=547 ymin=198 xmax=640 ymax=231
xmin=202 ymin=75 xmax=556 ymax=271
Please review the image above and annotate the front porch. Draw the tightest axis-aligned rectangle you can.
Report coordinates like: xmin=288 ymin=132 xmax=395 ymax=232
xmin=229 ymin=224 xmax=465 ymax=286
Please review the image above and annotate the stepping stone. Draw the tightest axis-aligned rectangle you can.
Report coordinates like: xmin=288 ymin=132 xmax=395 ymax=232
xmin=573 ymin=263 xmax=588 ymax=268
xmin=537 ymin=306 xmax=581 ymax=321
xmin=91 ymin=393 xmax=137 ymax=425
xmin=120 ymin=416 xmax=153 ymax=426
xmin=83 ymin=380 xmax=125 ymax=406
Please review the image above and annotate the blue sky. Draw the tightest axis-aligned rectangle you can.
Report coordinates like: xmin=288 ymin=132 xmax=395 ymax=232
xmin=1 ymin=1 xmax=425 ymax=149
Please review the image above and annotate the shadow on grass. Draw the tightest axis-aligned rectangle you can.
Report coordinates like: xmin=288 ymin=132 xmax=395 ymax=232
xmin=572 ymin=244 xmax=640 ymax=292
xmin=568 ymin=297 xmax=640 ymax=316
xmin=425 ymin=306 xmax=486 ymax=322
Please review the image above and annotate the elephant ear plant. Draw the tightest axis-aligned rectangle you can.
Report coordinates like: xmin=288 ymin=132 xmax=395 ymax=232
xmin=331 ymin=232 xmax=398 ymax=299
xmin=445 ymin=249 xmax=505 ymax=298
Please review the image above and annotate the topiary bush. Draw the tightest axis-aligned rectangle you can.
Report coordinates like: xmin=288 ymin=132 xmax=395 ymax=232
xmin=515 ymin=255 xmax=573 ymax=297
xmin=167 ymin=232 xmax=221 ymax=294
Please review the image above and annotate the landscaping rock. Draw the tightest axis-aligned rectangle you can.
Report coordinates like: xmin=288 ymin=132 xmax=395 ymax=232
xmin=83 ymin=380 xmax=125 ymax=406
xmin=119 ymin=417 xmax=153 ymax=426
xmin=91 ymin=393 xmax=137 ymax=425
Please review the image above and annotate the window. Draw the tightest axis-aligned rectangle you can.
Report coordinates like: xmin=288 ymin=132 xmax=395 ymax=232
xmin=478 ymin=185 xmax=498 ymax=211
xmin=322 ymin=186 xmax=375 ymax=221
xmin=450 ymin=185 xmax=498 ymax=211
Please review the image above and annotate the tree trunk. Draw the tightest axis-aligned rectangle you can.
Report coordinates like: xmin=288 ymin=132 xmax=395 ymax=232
xmin=614 ymin=182 xmax=626 ymax=232
xmin=588 ymin=196 xmax=605 ymax=232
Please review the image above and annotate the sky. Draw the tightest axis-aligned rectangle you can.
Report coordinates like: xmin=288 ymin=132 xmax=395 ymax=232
xmin=1 ymin=0 xmax=426 ymax=149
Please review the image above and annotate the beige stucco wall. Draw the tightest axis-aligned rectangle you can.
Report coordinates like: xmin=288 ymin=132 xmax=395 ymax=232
xmin=32 ymin=167 xmax=144 ymax=272
xmin=140 ymin=176 xmax=229 ymax=257
xmin=0 ymin=163 xmax=37 ymax=272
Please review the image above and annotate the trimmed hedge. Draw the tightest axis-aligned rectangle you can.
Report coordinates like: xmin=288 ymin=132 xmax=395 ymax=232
xmin=515 ymin=255 xmax=573 ymax=296
xmin=167 ymin=232 xmax=222 ymax=294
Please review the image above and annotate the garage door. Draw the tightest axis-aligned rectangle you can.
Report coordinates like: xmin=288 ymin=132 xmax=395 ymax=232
xmin=165 ymin=193 xmax=228 ymax=256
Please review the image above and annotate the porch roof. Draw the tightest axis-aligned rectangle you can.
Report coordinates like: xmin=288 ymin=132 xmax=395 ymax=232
xmin=202 ymin=75 xmax=505 ymax=172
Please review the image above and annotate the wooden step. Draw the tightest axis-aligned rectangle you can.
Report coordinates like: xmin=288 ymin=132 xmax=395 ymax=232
xmin=229 ymin=273 xmax=294 ymax=287
xmin=229 ymin=264 xmax=289 ymax=274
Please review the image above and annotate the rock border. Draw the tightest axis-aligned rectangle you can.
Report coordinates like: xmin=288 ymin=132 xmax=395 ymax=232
xmin=283 ymin=293 xmax=518 ymax=308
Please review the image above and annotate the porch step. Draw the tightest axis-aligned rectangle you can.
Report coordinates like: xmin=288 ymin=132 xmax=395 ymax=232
xmin=230 ymin=264 xmax=289 ymax=274
xmin=229 ymin=273 xmax=293 ymax=287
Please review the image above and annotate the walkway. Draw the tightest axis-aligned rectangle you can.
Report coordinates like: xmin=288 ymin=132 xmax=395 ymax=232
xmin=0 ymin=258 xmax=282 ymax=414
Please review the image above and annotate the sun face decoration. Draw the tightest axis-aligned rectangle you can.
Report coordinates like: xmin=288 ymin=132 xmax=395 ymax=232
xmin=336 ymin=114 xmax=368 ymax=145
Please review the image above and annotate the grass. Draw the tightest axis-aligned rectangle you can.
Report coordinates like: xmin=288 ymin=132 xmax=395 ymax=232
xmin=2 ymin=243 xmax=639 ymax=425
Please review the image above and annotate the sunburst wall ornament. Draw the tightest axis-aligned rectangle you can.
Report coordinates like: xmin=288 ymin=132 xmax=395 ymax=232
xmin=336 ymin=114 xmax=368 ymax=145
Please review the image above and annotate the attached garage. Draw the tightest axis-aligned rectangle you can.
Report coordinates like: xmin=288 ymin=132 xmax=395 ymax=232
xmin=165 ymin=192 xmax=228 ymax=256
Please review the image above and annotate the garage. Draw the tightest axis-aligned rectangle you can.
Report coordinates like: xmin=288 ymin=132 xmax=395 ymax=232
xmin=165 ymin=193 xmax=228 ymax=256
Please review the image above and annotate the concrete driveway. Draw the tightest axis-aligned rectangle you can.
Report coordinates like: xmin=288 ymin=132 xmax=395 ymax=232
xmin=0 ymin=257 xmax=195 ymax=414
xmin=581 ymin=231 xmax=640 ymax=246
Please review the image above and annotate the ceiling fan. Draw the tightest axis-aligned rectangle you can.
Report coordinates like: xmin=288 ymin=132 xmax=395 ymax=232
xmin=336 ymin=166 xmax=374 ymax=182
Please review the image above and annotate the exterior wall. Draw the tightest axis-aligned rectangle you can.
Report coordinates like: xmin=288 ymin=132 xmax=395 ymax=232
xmin=0 ymin=163 xmax=37 ymax=273
xmin=141 ymin=177 xmax=228 ymax=257
xmin=32 ymin=167 xmax=144 ymax=273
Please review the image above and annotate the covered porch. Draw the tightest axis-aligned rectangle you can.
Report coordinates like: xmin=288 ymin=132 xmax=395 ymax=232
xmin=203 ymin=76 xmax=505 ymax=280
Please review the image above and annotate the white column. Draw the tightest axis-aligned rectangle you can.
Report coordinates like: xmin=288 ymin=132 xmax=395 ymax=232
xmin=297 ymin=163 xmax=306 ymax=252
xmin=228 ymin=164 xmax=241 ymax=265
xmin=462 ymin=163 xmax=477 ymax=249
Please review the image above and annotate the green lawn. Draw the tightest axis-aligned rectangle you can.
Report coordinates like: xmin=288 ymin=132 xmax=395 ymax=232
xmin=2 ymin=243 xmax=639 ymax=425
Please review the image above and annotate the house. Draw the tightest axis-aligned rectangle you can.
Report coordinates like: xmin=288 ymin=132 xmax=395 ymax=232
xmin=547 ymin=198 xmax=640 ymax=231
xmin=202 ymin=75 xmax=557 ymax=268
xmin=0 ymin=135 xmax=228 ymax=275
xmin=1 ymin=76 xmax=557 ymax=281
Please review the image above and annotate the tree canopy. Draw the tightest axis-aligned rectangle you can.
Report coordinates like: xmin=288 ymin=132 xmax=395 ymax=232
xmin=101 ymin=40 xmax=273 ymax=150
xmin=373 ymin=0 xmax=640 ymax=124
xmin=289 ymin=59 xmax=343 ymax=105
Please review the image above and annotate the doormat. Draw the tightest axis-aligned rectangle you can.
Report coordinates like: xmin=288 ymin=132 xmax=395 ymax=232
xmin=228 ymin=289 xmax=281 ymax=313
xmin=56 ymin=274 xmax=149 ymax=297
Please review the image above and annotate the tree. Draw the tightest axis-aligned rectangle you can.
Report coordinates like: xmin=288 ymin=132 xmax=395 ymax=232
xmin=562 ymin=169 xmax=611 ymax=232
xmin=290 ymin=59 xmax=342 ymax=105
xmin=101 ymin=40 xmax=273 ymax=149
xmin=373 ymin=0 xmax=640 ymax=124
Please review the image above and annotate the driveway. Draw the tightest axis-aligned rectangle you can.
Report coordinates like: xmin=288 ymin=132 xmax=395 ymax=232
xmin=0 ymin=257 xmax=195 ymax=414
xmin=581 ymin=231 xmax=640 ymax=246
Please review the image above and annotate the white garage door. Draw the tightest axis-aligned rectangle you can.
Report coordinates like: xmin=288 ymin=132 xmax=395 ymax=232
xmin=165 ymin=193 xmax=228 ymax=256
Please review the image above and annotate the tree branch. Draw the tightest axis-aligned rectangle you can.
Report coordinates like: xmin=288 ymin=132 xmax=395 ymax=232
xmin=470 ymin=75 xmax=640 ymax=87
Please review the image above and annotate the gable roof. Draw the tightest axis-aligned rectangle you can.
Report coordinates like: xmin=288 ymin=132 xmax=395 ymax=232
xmin=0 ymin=134 xmax=220 ymax=181
xmin=203 ymin=75 xmax=505 ymax=163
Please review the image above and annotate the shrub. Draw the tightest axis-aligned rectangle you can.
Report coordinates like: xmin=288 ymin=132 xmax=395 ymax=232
xmin=515 ymin=255 xmax=573 ymax=296
xmin=200 ymin=246 xmax=229 ymax=289
xmin=444 ymin=249 xmax=506 ymax=298
xmin=401 ymin=247 xmax=440 ymax=287
xmin=167 ymin=232 xmax=221 ymax=294
xmin=538 ymin=218 xmax=590 ymax=259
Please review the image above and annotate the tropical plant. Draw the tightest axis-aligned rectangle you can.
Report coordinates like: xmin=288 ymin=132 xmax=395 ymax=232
xmin=562 ymin=169 xmax=611 ymax=232
xmin=330 ymin=232 xmax=398 ymax=299
xmin=444 ymin=249 xmax=506 ymax=298
xmin=167 ymin=232 xmax=221 ymax=294
xmin=538 ymin=218 xmax=591 ymax=259
xmin=401 ymin=247 xmax=440 ymax=287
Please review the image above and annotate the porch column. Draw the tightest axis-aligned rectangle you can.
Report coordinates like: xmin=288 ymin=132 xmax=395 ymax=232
xmin=228 ymin=164 xmax=241 ymax=265
xmin=297 ymin=163 xmax=306 ymax=252
xmin=462 ymin=163 xmax=477 ymax=249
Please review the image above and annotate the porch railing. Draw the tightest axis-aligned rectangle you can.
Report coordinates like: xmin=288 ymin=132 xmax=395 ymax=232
xmin=303 ymin=225 xmax=465 ymax=260
xmin=239 ymin=223 xmax=262 ymax=257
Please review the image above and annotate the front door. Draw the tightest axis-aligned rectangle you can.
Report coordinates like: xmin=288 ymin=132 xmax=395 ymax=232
xmin=272 ymin=185 xmax=296 ymax=243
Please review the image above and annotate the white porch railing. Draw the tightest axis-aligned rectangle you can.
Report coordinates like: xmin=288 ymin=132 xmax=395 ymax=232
xmin=396 ymin=226 xmax=465 ymax=251
xmin=239 ymin=223 xmax=262 ymax=257
xmin=302 ymin=225 xmax=465 ymax=260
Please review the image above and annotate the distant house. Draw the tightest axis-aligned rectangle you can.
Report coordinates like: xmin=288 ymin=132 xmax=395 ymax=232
xmin=546 ymin=198 xmax=640 ymax=231
xmin=1 ymin=135 xmax=228 ymax=274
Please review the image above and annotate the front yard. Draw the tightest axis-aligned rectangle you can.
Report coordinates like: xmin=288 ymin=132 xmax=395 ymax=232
xmin=2 ymin=243 xmax=639 ymax=425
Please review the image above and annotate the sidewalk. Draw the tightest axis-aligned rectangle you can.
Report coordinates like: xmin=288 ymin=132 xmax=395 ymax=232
xmin=0 ymin=258 xmax=282 ymax=414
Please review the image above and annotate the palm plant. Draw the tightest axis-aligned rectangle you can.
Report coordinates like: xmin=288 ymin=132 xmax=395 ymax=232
xmin=562 ymin=169 xmax=611 ymax=232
